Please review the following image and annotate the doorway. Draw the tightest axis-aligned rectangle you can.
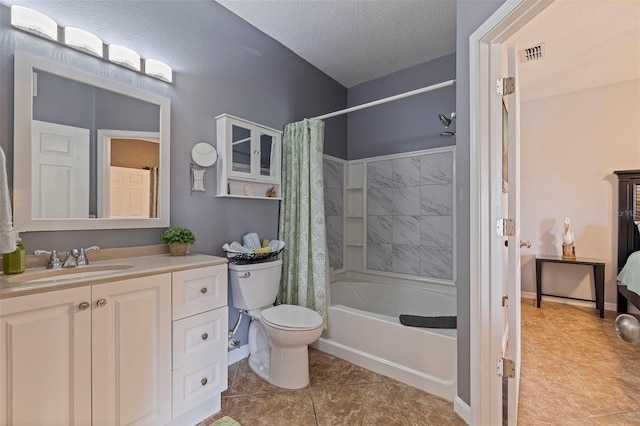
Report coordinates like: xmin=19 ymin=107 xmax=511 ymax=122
xmin=470 ymin=0 xmax=640 ymax=424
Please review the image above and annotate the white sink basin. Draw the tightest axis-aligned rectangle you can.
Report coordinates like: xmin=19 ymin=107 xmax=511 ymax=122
xmin=5 ymin=264 xmax=133 ymax=283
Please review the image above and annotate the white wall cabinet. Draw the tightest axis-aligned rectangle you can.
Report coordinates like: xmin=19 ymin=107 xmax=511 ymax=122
xmin=0 ymin=264 xmax=227 ymax=426
xmin=216 ymin=113 xmax=282 ymax=200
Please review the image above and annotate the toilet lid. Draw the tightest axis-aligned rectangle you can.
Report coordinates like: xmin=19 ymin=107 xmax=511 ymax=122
xmin=261 ymin=305 xmax=323 ymax=330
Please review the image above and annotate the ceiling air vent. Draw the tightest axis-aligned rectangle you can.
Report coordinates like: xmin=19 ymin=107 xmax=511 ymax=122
xmin=520 ymin=43 xmax=545 ymax=63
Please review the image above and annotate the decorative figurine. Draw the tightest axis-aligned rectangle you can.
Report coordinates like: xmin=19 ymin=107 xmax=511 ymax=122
xmin=562 ymin=217 xmax=576 ymax=260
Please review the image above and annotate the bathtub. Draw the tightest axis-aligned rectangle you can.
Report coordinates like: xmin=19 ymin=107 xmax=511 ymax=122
xmin=312 ymin=273 xmax=457 ymax=401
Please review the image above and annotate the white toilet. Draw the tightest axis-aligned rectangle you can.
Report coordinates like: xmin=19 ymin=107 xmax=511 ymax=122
xmin=229 ymin=259 xmax=323 ymax=389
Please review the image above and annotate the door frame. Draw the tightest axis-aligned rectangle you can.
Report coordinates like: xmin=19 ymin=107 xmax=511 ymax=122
xmin=468 ymin=1 xmax=553 ymax=424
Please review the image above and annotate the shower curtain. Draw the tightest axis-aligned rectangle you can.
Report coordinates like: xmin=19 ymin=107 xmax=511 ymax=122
xmin=278 ymin=118 xmax=328 ymax=328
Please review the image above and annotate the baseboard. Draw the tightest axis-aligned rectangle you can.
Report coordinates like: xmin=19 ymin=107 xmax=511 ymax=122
xmin=453 ymin=396 xmax=471 ymax=425
xmin=228 ymin=344 xmax=249 ymax=365
xmin=521 ymin=291 xmax=617 ymax=313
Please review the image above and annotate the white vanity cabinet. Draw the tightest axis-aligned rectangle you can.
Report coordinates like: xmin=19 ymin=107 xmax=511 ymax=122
xmin=0 ymin=260 xmax=228 ymax=426
xmin=216 ymin=113 xmax=282 ymax=199
xmin=0 ymin=274 xmax=172 ymax=426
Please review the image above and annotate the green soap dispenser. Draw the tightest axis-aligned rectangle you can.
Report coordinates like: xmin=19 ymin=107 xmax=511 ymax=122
xmin=3 ymin=232 xmax=25 ymax=275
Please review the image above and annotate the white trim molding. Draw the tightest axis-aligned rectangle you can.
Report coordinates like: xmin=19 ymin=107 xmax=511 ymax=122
xmin=454 ymin=396 xmax=472 ymax=425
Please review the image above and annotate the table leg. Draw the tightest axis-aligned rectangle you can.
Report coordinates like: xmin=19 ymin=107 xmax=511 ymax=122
xmin=536 ymin=259 xmax=542 ymax=308
xmin=593 ymin=264 xmax=605 ymax=318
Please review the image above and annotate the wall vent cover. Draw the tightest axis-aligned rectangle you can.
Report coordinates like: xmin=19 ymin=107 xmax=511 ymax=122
xmin=520 ymin=43 xmax=545 ymax=63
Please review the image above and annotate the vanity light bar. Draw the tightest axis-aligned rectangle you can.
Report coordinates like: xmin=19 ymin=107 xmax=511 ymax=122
xmin=10 ymin=5 xmax=57 ymax=41
xmin=107 ymin=45 xmax=141 ymax=71
xmin=64 ymin=27 xmax=103 ymax=57
xmin=144 ymin=59 xmax=173 ymax=83
xmin=10 ymin=5 xmax=173 ymax=84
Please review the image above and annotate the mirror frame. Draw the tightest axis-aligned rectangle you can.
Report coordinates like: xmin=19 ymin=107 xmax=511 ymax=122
xmin=13 ymin=51 xmax=171 ymax=231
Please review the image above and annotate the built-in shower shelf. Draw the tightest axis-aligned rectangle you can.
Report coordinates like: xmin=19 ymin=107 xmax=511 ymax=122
xmin=345 ymin=242 xmax=363 ymax=247
xmin=346 ymin=186 xmax=364 ymax=191
xmin=346 ymin=215 xmax=363 ymax=218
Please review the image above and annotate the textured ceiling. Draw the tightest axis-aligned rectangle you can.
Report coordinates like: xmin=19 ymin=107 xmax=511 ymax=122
xmin=509 ymin=0 xmax=640 ymax=101
xmin=215 ymin=0 xmax=457 ymax=88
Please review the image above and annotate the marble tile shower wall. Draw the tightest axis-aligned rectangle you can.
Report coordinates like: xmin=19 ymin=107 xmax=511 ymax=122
xmin=367 ymin=151 xmax=453 ymax=280
xmin=324 ymin=158 xmax=344 ymax=270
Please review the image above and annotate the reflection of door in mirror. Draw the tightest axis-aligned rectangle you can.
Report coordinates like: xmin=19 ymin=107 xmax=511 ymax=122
xmin=31 ymin=120 xmax=90 ymax=218
xmin=97 ymin=131 xmax=160 ymax=219
xmin=32 ymin=69 xmax=161 ymax=219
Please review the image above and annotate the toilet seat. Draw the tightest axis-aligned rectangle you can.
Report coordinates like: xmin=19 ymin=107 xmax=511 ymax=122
xmin=261 ymin=305 xmax=323 ymax=331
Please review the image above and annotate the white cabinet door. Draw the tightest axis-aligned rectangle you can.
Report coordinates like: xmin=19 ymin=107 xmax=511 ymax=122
xmin=0 ymin=287 xmax=92 ymax=426
xmin=91 ymin=275 xmax=172 ymax=426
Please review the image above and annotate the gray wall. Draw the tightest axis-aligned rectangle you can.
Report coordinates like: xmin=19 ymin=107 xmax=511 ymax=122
xmin=0 ymin=0 xmax=347 ymax=347
xmin=456 ymin=0 xmax=506 ymax=406
xmin=347 ymin=53 xmax=456 ymax=160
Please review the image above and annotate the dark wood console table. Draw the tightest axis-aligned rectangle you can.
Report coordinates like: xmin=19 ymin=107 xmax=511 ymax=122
xmin=535 ymin=256 xmax=605 ymax=318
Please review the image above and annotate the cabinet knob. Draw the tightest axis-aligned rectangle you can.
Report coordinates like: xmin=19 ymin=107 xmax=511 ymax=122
xmin=79 ymin=302 xmax=90 ymax=310
xmin=201 ymin=333 xmax=208 ymax=341
xmin=201 ymin=377 xmax=208 ymax=386
xmin=200 ymin=287 xmax=208 ymax=294
xmin=96 ymin=299 xmax=107 ymax=308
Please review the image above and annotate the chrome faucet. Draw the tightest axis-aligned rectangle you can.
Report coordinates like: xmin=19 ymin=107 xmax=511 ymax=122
xmin=62 ymin=249 xmax=81 ymax=268
xmin=34 ymin=246 xmax=99 ymax=269
xmin=62 ymin=246 xmax=99 ymax=268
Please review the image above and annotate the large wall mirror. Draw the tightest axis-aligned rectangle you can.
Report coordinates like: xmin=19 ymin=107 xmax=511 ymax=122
xmin=13 ymin=51 xmax=170 ymax=231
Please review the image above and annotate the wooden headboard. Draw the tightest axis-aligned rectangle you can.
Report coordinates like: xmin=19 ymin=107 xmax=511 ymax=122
xmin=614 ymin=169 xmax=640 ymax=312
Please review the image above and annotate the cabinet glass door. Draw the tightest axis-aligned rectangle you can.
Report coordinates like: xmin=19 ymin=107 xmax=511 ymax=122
xmin=231 ymin=124 xmax=252 ymax=176
xmin=259 ymin=133 xmax=277 ymax=180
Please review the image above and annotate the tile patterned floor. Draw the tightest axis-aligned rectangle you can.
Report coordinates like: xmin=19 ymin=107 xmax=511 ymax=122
xmin=518 ymin=298 xmax=640 ymax=425
xmin=198 ymin=299 xmax=640 ymax=425
xmin=198 ymin=348 xmax=465 ymax=425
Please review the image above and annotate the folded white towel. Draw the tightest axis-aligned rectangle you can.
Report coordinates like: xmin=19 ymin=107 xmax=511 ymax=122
xmin=230 ymin=242 xmax=252 ymax=254
xmin=243 ymin=232 xmax=261 ymax=249
xmin=0 ymin=147 xmax=16 ymax=254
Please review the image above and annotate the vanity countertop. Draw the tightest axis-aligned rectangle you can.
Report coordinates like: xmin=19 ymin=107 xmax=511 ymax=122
xmin=1 ymin=249 xmax=228 ymax=300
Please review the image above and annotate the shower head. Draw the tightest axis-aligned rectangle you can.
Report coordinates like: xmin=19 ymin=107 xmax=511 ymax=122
xmin=439 ymin=112 xmax=456 ymax=128
xmin=440 ymin=131 xmax=456 ymax=138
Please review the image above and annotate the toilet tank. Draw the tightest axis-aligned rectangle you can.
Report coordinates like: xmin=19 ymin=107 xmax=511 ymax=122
xmin=229 ymin=259 xmax=283 ymax=311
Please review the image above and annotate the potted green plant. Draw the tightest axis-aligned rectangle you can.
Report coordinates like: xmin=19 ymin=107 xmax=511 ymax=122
xmin=161 ymin=227 xmax=196 ymax=256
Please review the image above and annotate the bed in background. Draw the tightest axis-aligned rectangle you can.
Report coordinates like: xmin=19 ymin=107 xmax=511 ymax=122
xmin=614 ymin=169 xmax=640 ymax=312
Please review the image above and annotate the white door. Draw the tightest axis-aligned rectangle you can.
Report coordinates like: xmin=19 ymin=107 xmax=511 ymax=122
xmin=505 ymin=43 xmax=522 ymax=426
xmin=109 ymin=166 xmax=151 ymax=218
xmin=31 ymin=120 xmax=90 ymax=218
xmin=0 ymin=287 xmax=92 ymax=426
xmin=91 ymin=275 xmax=172 ymax=426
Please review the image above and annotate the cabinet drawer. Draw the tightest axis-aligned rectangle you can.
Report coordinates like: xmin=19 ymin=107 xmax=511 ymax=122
xmin=172 ymin=265 xmax=227 ymax=320
xmin=172 ymin=356 xmax=227 ymax=418
xmin=173 ymin=307 xmax=228 ymax=370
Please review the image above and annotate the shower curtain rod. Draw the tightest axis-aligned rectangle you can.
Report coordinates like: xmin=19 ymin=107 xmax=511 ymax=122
xmin=312 ymin=79 xmax=456 ymax=120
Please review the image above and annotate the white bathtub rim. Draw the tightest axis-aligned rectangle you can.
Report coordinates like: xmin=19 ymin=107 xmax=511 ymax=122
xmin=328 ymin=304 xmax=457 ymax=339
xmin=313 ymin=337 xmax=457 ymax=402
xmin=337 ymin=271 xmax=458 ymax=298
